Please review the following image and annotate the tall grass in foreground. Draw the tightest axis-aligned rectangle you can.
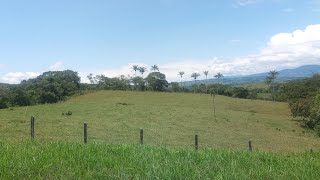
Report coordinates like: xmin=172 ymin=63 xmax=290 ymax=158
xmin=0 ymin=142 xmax=319 ymax=179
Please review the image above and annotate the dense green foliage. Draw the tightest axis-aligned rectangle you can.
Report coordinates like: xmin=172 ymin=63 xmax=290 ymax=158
xmin=1 ymin=142 xmax=320 ymax=179
xmin=145 ymin=72 xmax=168 ymax=91
xmin=278 ymin=75 xmax=320 ymax=130
xmin=0 ymin=70 xmax=81 ymax=108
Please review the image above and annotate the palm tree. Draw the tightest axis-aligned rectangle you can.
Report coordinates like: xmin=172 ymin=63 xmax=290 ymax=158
xmin=132 ymin=65 xmax=139 ymax=76
xmin=178 ymin=71 xmax=184 ymax=83
xmin=203 ymin=71 xmax=209 ymax=80
xmin=138 ymin=67 xmax=147 ymax=78
xmin=214 ymin=72 xmax=223 ymax=82
xmin=151 ymin=65 xmax=159 ymax=72
xmin=203 ymin=70 xmax=209 ymax=93
xmin=191 ymin=72 xmax=201 ymax=82
xmin=214 ymin=72 xmax=224 ymax=94
xmin=191 ymin=72 xmax=200 ymax=93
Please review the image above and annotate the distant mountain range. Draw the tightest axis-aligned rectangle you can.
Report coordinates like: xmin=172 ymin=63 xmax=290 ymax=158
xmin=0 ymin=83 xmax=10 ymax=86
xmin=183 ymin=64 xmax=320 ymax=85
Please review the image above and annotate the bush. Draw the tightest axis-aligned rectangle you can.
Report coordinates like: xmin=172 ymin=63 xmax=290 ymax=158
xmin=62 ymin=111 xmax=73 ymax=116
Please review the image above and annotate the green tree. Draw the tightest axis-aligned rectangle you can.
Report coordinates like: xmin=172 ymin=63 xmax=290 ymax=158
xmin=87 ymin=73 xmax=96 ymax=84
xmin=10 ymin=86 xmax=32 ymax=106
xmin=169 ymin=82 xmax=180 ymax=92
xmin=146 ymin=72 xmax=168 ymax=91
xmin=0 ymin=86 xmax=11 ymax=109
xmin=94 ymin=75 xmax=130 ymax=90
xmin=265 ymin=70 xmax=279 ymax=101
xmin=24 ymin=70 xmax=81 ymax=104
xmin=280 ymin=75 xmax=320 ymax=129
xmin=131 ymin=76 xmax=146 ymax=91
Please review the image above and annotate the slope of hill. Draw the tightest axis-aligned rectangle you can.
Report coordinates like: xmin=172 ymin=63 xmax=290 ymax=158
xmin=1 ymin=90 xmax=319 ymax=152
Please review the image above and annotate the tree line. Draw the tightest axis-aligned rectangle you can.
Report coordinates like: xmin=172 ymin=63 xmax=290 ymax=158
xmin=277 ymin=74 xmax=320 ymax=134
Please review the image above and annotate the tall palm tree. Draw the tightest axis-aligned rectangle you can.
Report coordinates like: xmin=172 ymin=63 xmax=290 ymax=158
xmin=191 ymin=72 xmax=201 ymax=82
xmin=178 ymin=71 xmax=184 ymax=83
xmin=203 ymin=71 xmax=209 ymax=80
xmin=138 ymin=67 xmax=147 ymax=78
xmin=191 ymin=72 xmax=200 ymax=93
xmin=151 ymin=65 xmax=159 ymax=72
xmin=203 ymin=70 xmax=209 ymax=93
xmin=214 ymin=72 xmax=223 ymax=82
xmin=132 ymin=65 xmax=139 ymax=76
xmin=214 ymin=72 xmax=224 ymax=94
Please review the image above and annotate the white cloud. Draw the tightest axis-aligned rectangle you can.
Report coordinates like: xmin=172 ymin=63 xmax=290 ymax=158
xmin=283 ymin=8 xmax=294 ymax=13
xmin=102 ymin=62 xmax=149 ymax=78
xmin=49 ymin=61 xmax=64 ymax=71
xmin=0 ymin=61 xmax=66 ymax=84
xmin=0 ymin=72 xmax=40 ymax=84
xmin=92 ymin=24 xmax=320 ymax=82
xmin=267 ymin=25 xmax=320 ymax=46
xmin=233 ymin=0 xmax=282 ymax=7
xmin=229 ymin=39 xmax=241 ymax=43
xmin=234 ymin=0 xmax=263 ymax=7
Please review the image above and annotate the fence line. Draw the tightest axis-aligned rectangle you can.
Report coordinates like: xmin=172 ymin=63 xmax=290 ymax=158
xmin=29 ymin=116 xmax=253 ymax=151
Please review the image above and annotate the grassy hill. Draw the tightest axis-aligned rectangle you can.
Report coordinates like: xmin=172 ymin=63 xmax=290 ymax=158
xmin=1 ymin=90 xmax=320 ymax=152
xmin=1 ymin=142 xmax=320 ymax=179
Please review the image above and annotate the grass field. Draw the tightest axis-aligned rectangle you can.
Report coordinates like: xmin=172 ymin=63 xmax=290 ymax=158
xmin=1 ymin=142 xmax=320 ymax=179
xmin=1 ymin=90 xmax=320 ymax=152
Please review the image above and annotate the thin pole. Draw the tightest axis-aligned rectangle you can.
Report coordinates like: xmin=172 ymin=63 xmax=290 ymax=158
xmin=195 ymin=132 xmax=199 ymax=150
xmin=140 ymin=128 xmax=144 ymax=145
xmin=84 ymin=122 xmax=88 ymax=144
xmin=249 ymin=140 xmax=252 ymax=151
xmin=31 ymin=116 xmax=35 ymax=140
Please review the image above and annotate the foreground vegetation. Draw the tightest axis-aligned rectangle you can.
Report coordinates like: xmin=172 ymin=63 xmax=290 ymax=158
xmin=0 ymin=142 xmax=319 ymax=179
xmin=1 ymin=91 xmax=320 ymax=152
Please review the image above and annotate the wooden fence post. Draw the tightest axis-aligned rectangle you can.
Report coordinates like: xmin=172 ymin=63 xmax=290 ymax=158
xmin=31 ymin=116 xmax=35 ymax=140
xmin=195 ymin=132 xmax=199 ymax=151
xmin=140 ymin=128 xmax=143 ymax=145
xmin=249 ymin=140 xmax=252 ymax=152
xmin=84 ymin=122 xmax=88 ymax=144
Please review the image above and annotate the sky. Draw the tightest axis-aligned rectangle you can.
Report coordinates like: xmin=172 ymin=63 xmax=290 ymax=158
xmin=0 ymin=0 xmax=319 ymax=83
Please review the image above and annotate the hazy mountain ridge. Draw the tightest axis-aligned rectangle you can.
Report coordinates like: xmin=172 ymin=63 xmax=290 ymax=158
xmin=183 ymin=64 xmax=320 ymax=85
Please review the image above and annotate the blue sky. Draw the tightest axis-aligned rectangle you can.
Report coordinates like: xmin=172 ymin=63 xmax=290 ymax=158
xmin=0 ymin=0 xmax=319 ymax=83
